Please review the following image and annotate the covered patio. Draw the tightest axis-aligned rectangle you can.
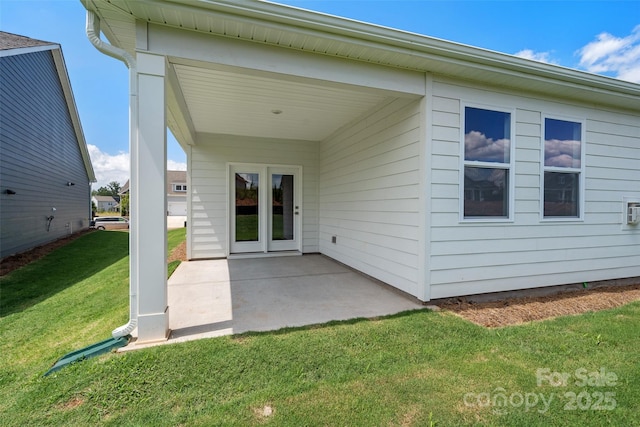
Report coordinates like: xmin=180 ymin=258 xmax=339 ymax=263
xmin=127 ymin=255 xmax=424 ymax=348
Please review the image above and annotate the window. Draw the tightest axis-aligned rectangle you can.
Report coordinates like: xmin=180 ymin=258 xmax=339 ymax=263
xmin=173 ymin=184 xmax=187 ymax=192
xmin=542 ymin=117 xmax=583 ymax=218
xmin=462 ymin=106 xmax=513 ymax=219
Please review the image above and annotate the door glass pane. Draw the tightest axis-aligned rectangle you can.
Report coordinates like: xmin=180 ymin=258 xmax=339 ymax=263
xmin=235 ymin=173 xmax=259 ymax=242
xmin=272 ymin=174 xmax=294 ymax=241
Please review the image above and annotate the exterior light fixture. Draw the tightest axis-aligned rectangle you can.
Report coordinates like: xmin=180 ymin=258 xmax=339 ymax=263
xmin=4 ymin=189 xmax=16 ymax=195
xmin=271 ymin=109 xmax=283 ymax=115
xmin=67 ymin=182 xmax=75 ymax=186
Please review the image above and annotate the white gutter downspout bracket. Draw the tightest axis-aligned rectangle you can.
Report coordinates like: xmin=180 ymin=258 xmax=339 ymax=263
xmin=86 ymin=10 xmax=138 ymax=338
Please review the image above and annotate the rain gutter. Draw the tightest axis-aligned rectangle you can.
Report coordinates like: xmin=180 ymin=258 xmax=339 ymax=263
xmin=86 ymin=10 xmax=138 ymax=338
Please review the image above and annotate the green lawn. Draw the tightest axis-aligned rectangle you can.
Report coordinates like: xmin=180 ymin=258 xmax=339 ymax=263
xmin=0 ymin=231 xmax=638 ymax=426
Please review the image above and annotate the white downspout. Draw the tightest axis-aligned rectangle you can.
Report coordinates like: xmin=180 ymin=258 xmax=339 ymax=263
xmin=86 ymin=10 xmax=138 ymax=338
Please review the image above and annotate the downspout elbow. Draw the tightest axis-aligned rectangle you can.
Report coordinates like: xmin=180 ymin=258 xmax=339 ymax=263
xmin=85 ymin=11 xmax=136 ymax=72
xmin=86 ymin=10 xmax=138 ymax=339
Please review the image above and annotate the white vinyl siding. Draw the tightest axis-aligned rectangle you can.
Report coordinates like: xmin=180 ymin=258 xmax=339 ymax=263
xmin=319 ymin=98 xmax=423 ymax=298
xmin=189 ymin=135 xmax=319 ymax=259
xmin=428 ymin=79 xmax=640 ymax=299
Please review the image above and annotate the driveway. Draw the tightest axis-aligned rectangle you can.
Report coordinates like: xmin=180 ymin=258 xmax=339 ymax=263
xmin=167 ymin=215 xmax=187 ymax=229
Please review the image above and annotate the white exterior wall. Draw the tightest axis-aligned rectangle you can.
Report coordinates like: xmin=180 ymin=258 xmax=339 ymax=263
xmin=428 ymin=79 xmax=640 ymax=299
xmin=188 ymin=135 xmax=319 ymax=259
xmin=319 ymin=98 xmax=423 ymax=298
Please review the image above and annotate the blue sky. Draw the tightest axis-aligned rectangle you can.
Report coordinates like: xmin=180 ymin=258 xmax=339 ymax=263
xmin=2 ymin=0 xmax=639 ymax=189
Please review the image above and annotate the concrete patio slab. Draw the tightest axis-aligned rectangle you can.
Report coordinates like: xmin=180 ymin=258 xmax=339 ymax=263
xmin=127 ymin=254 xmax=424 ymax=349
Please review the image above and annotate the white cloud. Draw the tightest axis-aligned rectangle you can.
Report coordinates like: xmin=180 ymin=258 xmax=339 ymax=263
xmin=87 ymin=144 xmax=129 ymax=190
xmin=544 ymin=139 xmax=581 ymax=168
xmin=88 ymin=145 xmax=188 ymax=189
xmin=577 ymin=25 xmax=640 ymax=83
xmin=167 ymin=159 xmax=187 ymax=171
xmin=465 ymin=131 xmax=510 ymax=163
xmin=514 ymin=49 xmax=558 ymax=65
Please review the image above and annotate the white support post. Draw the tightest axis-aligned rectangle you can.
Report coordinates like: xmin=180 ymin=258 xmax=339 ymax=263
xmin=133 ymin=52 xmax=168 ymax=342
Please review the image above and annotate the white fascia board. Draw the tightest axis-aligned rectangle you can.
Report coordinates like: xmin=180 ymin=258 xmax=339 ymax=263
xmin=150 ymin=24 xmax=425 ymax=97
xmin=158 ymin=0 xmax=640 ymax=97
xmin=0 ymin=43 xmax=57 ymax=58
xmin=88 ymin=0 xmax=640 ymax=109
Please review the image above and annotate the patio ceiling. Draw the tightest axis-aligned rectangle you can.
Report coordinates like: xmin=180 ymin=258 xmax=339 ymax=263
xmin=167 ymin=59 xmax=394 ymax=142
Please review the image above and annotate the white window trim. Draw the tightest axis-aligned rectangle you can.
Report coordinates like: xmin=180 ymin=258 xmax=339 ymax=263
xmin=173 ymin=183 xmax=187 ymax=192
xmin=459 ymin=102 xmax=516 ymax=223
xmin=540 ymin=114 xmax=586 ymax=222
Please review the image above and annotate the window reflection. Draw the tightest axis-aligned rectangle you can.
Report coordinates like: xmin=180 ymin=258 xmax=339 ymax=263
xmin=272 ymin=174 xmax=294 ymax=241
xmin=544 ymin=118 xmax=581 ymax=168
xmin=543 ymin=118 xmax=582 ymax=217
xmin=464 ymin=167 xmax=508 ymax=217
xmin=235 ymin=173 xmax=259 ymax=242
xmin=463 ymin=106 xmax=512 ymax=219
xmin=464 ymin=107 xmax=511 ymax=163
xmin=544 ymin=172 xmax=579 ymax=217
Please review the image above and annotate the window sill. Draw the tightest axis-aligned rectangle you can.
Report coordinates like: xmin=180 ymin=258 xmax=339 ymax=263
xmin=460 ymin=217 xmax=514 ymax=224
xmin=540 ymin=217 xmax=584 ymax=223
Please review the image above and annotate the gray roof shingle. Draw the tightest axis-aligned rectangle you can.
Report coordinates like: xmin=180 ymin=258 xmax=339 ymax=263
xmin=0 ymin=31 xmax=54 ymax=51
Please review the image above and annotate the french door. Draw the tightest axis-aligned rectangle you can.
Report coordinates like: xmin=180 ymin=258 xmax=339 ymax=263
xmin=230 ymin=164 xmax=301 ymax=254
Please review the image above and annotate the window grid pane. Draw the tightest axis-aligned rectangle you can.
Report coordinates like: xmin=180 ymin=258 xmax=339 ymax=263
xmin=464 ymin=167 xmax=508 ymax=217
xmin=543 ymin=171 xmax=579 ymax=217
xmin=464 ymin=107 xmax=511 ymax=163
xmin=544 ymin=118 xmax=581 ymax=168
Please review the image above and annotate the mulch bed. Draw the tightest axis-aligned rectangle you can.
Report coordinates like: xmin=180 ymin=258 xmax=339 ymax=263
xmin=438 ymin=283 xmax=640 ymax=327
xmin=0 ymin=230 xmax=94 ymax=276
xmin=168 ymin=241 xmax=187 ymax=263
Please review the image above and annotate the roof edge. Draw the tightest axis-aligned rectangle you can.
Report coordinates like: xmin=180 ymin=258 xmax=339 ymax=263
xmin=168 ymin=0 xmax=640 ymax=97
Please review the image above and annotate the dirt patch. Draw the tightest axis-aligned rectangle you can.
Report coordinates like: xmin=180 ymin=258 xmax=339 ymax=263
xmin=438 ymin=283 xmax=640 ymax=327
xmin=57 ymin=396 xmax=85 ymax=411
xmin=2 ymin=230 xmax=188 ymax=277
xmin=168 ymin=240 xmax=187 ymax=263
xmin=0 ymin=230 xmax=93 ymax=276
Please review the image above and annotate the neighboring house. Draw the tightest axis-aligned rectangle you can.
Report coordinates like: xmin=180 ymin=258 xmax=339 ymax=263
xmin=92 ymin=195 xmax=119 ymax=212
xmin=120 ymin=171 xmax=187 ymax=216
xmin=0 ymin=32 xmax=96 ymax=259
xmin=82 ymin=0 xmax=640 ymax=342
xmin=118 ymin=180 xmax=129 ymax=216
xmin=167 ymin=170 xmax=187 ymax=216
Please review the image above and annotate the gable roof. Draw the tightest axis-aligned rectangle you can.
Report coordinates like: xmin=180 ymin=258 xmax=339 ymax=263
xmin=0 ymin=31 xmax=53 ymax=51
xmin=167 ymin=170 xmax=186 ymax=183
xmin=0 ymin=32 xmax=96 ymax=183
xmin=82 ymin=0 xmax=640 ymax=113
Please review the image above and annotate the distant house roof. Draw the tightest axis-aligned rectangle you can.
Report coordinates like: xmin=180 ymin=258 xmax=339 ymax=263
xmin=119 ymin=180 xmax=130 ymax=195
xmin=0 ymin=31 xmax=96 ymax=183
xmin=92 ymin=195 xmax=117 ymax=202
xmin=168 ymin=170 xmax=186 ymax=182
xmin=0 ymin=31 xmax=53 ymax=51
